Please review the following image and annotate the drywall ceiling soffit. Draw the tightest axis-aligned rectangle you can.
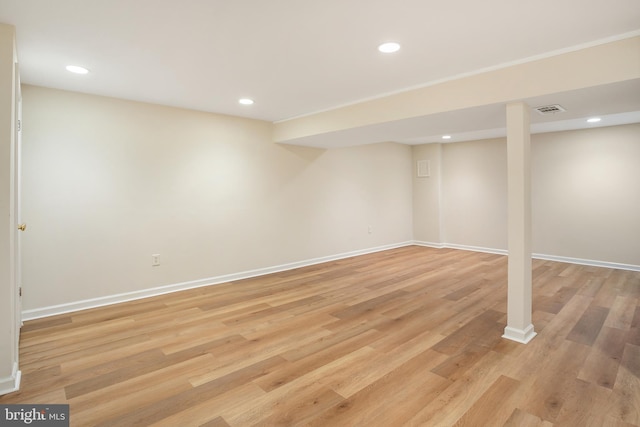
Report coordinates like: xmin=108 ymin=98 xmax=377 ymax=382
xmin=279 ymin=79 xmax=640 ymax=148
xmin=1 ymin=0 xmax=639 ymax=122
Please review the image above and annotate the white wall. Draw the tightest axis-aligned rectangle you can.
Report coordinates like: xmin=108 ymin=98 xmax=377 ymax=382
xmin=441 ymin=138 xmax=508 ymax=250
xmin=412 ymin=123 xmax=640 ymax=267
xmin=21 ymin=85 xmax=413 ymax=313
xmin=412 ymin=143 xmax=442 ymax=243
xmin=18 ymin=84 xmax=640 ymax=317
xmin=532 ymin=124 xmax=640 ymax=265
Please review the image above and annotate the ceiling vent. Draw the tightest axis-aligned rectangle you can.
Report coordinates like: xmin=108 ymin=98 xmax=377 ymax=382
xmin=533 ymin=104 xmax=566 ymax=115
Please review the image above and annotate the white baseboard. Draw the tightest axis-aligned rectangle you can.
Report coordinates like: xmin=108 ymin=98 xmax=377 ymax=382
xmin=414 ymin=240 xmax=507 ymax=255
xmin=412 ymin=241 xmax=445 ymax=249
xmin=441 ymin=243 xmax=508 ymax=256
xmin=413 ymin=241 xmax=640 ymax=271
xmin=531 ymin=253 xmax=640 ymax=272
xmin=0 ymin=363 xmax=21 ymax=396
xmin=22 ymin=241 xmax=414 ymax=321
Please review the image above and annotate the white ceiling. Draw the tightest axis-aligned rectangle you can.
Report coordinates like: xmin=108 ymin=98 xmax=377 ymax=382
xmin=1 ymin=0 xmax=639 ymax=146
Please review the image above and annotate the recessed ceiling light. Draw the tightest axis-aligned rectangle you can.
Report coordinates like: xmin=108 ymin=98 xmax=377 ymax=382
xmin=239 ymin=98 xmax=254 ymax=105
xmin=587 ymin=117 xmax=601 ymax=123
xmin=442 ymin=135 xmax=452 ymax=140
xmin=378 ymin=42 xmax=401 ymax=53
xmin=65 ymin=65 xmax=89 ymax=74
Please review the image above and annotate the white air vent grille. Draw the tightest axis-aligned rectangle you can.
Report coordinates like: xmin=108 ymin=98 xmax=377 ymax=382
xmin=534 ymin=104 xmax=566 ymax=115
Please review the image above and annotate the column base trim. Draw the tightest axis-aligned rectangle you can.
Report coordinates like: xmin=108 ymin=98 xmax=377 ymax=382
xmin=0 ymin=363 xmax=21 ymax=396
xmin=502 ymin=324 xmax=537 ymax=344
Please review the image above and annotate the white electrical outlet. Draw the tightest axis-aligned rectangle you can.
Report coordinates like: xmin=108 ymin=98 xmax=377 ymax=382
xmin=368 ymin=225 xmax=373 ymax=234
xmin=152 ymin=254 xmax=160 ymax=266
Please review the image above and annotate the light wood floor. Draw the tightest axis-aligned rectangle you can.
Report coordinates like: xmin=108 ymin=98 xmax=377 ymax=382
xmin=2 ymin=246 xmax=639 ymax=426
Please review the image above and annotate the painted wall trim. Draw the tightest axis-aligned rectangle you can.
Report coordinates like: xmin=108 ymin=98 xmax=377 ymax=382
xmin=411 ymin=241 xmax=445 ymax=249
xmin=444 ymin=243 xmax=508 ymax=256
xmin=413 ymin=241 xmax=640 ymax=271
xmin=413 ymin=241 xmax=507 ymax=255
xmin=22 ymin=241 xmax=414 ymax=321
xmin=531 ymin=253 xmax=640 ymax=272
xmin=0 ymin=363 xmax=21 ymax=396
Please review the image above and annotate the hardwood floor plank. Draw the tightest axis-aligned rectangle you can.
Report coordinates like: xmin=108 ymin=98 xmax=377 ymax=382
xmin=534 ymin=286 xmax=579 ymax=314
xmin=566 ymin=304 xmax=610 ymax=346
xmin=278 ymin=325 xmax=380 ymax=363
xmin=327 ymin=329 xmax=446 ymax=399
xmin=369 ymin=305 xmax=450 ymax=353
xmin=503 ymin=408 xmax=554 ymax=427
xmin=553 ymin=378 xmax=613 ymax=427
xmin=1 ymin=246 xmax=638 ymax=426
xmin=70 ymin=353 xmax=217 ymax=416
xmin=195 ymin=417 xmax=231 ymax=427
xmin=187 ymin=327 xmax=332 ymax=388
xmin=433 ymin=293 xmax=506 ymax=337
xmin=22 ymin=334 xmax=146 ymax=374
xmin=64 ymin=348 xmax=168 ymax=399
xmin=20 ymin=317 xmax=137 ymax=351
xmin=307 ymin=350 xmax=451 ymax=427
xmin=253 ymin=329 xmax=381 ymax=392
xmin=604 ymin=296 xmax=638 ymax=330
xmin=147 ymin=384 xmax=265 ymax=427
xmin=20 ymin=314 xmax=72 ymax=333
xmin=611 ymin=343 xmax=640 ymax=425
xmin=500 ymin=293 xmax=592 ymax=384
xmin=232 ymin=385 xmax=344 ymax=426
xmin=577 ymin=326 xmax=628 ymax=389
xmin=452 ymin=374 xmax=521 ymax=426
xmin=593 ymin=270 xmax=628 ymax=308
xmin=431 ymin=309 xmax=504 ymax=355
xmin=518 ymin=340 xmax=591 ymax=423
xmin=94 ymin=356 xmax=287 ymax=426
xmin=405 ymin=350 xmax=509 ymax=426
xmin=432 ymin=343 xmax=498 ymax=381
xmin=577 ymin=276 xmax=607 ymax=298
xmin=330 ymin=289 xmax=410 ymax=319
xmin=158 ymin=325 xmax=243 ymax=356
xmin=219 ymin=348 xmax=378 ymax=425
xmin=536 ymin=275 xmax=572 ymax=298
xmin=71 ymin=376 xmax=194 ymax=426
xmin=443 ymin=281 xmax=482 ymax=301
xmin=628 ymin=305 xmax=640 ymax=346
xmin=221 ymin=295 xmax=324 ymax=326
xmin=620 ymin=271 xmax=640 ymax=298
xmin=599 ymin=419 xmax=640 ymax=427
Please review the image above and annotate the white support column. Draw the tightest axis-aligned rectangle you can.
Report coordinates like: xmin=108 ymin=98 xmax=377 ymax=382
xmin=503 ymin=102 xmax=536 ymax=344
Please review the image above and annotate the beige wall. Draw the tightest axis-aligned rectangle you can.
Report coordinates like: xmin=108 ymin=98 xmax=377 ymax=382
xmin=17 ymin=84 xmax=640 ymax=316
xmin=412 ymin=143 xmax=442 ymax=243
xmin=21 ymin=85 xmax=413 ymax=312
xmin=532 ymin=124 xmax=640 ymax=265
xmin=412 ymin=123 xmax=640 ymax=266
xmin=441 ymin=138 xmax=508 ymax=250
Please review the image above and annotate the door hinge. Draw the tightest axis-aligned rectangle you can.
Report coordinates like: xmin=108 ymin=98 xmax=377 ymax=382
xmin=17 ymin=119 xmax=21 ymax=132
